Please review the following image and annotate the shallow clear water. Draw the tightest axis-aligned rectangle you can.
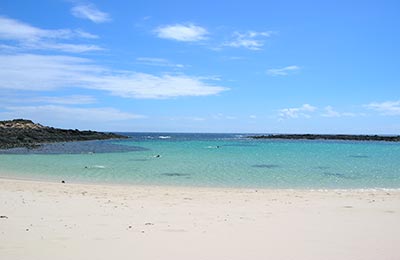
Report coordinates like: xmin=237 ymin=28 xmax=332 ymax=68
xmin=1 ymin=133 xmax=400 ymax=189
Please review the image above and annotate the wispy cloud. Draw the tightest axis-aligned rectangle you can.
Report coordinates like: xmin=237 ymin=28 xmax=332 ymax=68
xmin=154 ymin=23 xmax=208 ymax=42
xmin=33 ymin=42 xmax=103 ymax=53
xmin=279 ymin=104 xmax=317 ymax=119
xmin=71 ymin=3 xmax=111 ymax=23
xmin=279 ymin=104 xmax=363 ymax=119
xmin=74 ymin=29 xmax=99 ymax=39
xmin=0 ymin=16 xmax=65 ymax=41
xmin=136 ymin=57 xmax=184 ymax=68
xmin=224 ymin=31 xmax=272 ymax=50
xmin=321 ymin=106 xmax=356 ymax=118
xmin=0 ymin=95 xmax=97 ymax=105
xmin=0 ymin=105 xmax=143 ymax=123
xmin=267 ymin=65 xmax=300 ymax=76
xmin=0 ymin=54 xmax=229 ymax=99
xmin=0 ymin=16 xmax=102 ymax=53
xmin=0 ymin=54 xmax=103 ymax=90
xmin=30 ymin=95 xmax=97 ymax=105
xmin=211 ymin=113 xmax=237 ymax=120
xmin=168 ymin=116 xmax=206 ymax=122
xmin=94 ymin=73 xmax=227 ymax=99
xmin=365 ymin=100 xmax=400 ymax=115
xmin=0 ymin=16 xmax=98 ymax=41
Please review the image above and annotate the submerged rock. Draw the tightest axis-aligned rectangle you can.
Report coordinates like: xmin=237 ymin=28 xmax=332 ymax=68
xmin=321 ymin=172 xmax=357 ymax=180
xmin=252 ymin=164 xmax=279 ymax=169
xmin=348 ymin=155 xmax=369 ymax=158
xmin=161 ymin=173 xmax=190 ymax=177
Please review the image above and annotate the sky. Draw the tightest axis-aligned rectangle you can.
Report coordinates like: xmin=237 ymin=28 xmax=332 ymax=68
xmin=0 ymin=0 xmax=399 ymax=134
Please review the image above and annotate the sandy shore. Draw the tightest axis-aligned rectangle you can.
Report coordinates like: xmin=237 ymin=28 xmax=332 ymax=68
xmin=0 ymin=178 xmax=399 ymax=260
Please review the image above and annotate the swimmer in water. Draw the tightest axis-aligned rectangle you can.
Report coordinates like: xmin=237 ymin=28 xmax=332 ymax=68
xmin=154 ymin=154 xmax=161 ymax=158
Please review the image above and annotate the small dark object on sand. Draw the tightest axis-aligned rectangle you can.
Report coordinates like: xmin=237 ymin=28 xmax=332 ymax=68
xmin=0 ymin=215 xmax=8 ymax=219
xmin=61 ymin=180 xmax=65 ymax=183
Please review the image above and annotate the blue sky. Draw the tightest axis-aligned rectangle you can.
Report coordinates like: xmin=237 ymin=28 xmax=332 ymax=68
xmin=0 ymin=0 xmax=399 ymax=133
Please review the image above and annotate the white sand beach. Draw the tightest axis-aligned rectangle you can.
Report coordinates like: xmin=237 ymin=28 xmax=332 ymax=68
xmin=0 ymin=178 xmax=399 ymax=260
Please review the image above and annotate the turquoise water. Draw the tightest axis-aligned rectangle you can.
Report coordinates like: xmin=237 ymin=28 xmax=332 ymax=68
xmin=1 ymin=133 xmax=400 ymax=189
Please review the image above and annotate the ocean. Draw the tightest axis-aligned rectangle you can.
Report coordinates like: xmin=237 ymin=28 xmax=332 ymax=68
xmin=1 ymin=133 xmax=399 ymax=189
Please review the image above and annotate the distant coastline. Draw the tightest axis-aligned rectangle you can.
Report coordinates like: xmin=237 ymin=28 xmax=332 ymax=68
xmin=0 ymin=119 xmax=128 ymax=150
xmin=249 ymin=134 xmax=400 ymax=142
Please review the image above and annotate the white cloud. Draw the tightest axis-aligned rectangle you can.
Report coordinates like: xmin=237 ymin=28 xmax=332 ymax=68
xmin=249 ymin=115 xmax=257 ymax=119
xmin=1 ymin=105 xmax=143 ymax=123
xmin=0 ymin=54 xmax=229 ymax=99
xmin=155 ymin=23 xmax=208 ymax=42
xmin=321 ymin=106 xmax=356 ymax=118
xmin=279 ymin=104 xmax=317 ymax=119
xmin=0 ymin=16 xmax=57 ymax=41
xmin=0 ymin=44 xmax=19 ymax=52
xmin=365 ymin=100 xmax=400 ymax=115
xmin=168 ymin=116 xmax=206 ymax=121
xmin=136 ymin=57 xmax=184 ymax=68
xmin=74 ymin=29 xmax=99 ymax=39
xmin=0 ymin=54 xmax=104 ymax=90
xmin=224 ymin=31 xmax=272 ymax=50
xmin=321 ymin=106 xmax=340 ymax=117
xmin=94 ymin=73 xmax=227 ymax=99
xmin=267 ymin=65 xmax=300 ymax=76
xmin=211 ymin=113 xmax=237 ymax=120
xmin=191 ymin=117 xmax=206 ymax=121
xmin=31 ymin=95 xmax=97 ymax=105
xmin=225 ymin=116 xmax=237 ymax=120
xmin=71 ymin=4 xmax=111 ymax=23
xmin=32 ymin=42 xmax=103 ymax=53
xmin=226 ymin=56 xmax=245 ymax=60
xmin=0 ymin=16 xmax=101 ymax=53
xmin=0 ymin=16 xmax=98 ymax=41
xmin=0 ymin=95 xmax=97 ymax=105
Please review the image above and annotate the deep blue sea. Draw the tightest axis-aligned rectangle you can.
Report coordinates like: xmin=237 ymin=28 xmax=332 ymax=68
xmin=1 ymin=133 xmax=400 ymax=189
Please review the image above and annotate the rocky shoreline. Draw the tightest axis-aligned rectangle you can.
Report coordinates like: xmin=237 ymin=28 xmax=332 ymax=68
xmin=249 ymin=134 xmax=400 ymax=142
xmin=0 ymin=119 xmax=128 ymax=149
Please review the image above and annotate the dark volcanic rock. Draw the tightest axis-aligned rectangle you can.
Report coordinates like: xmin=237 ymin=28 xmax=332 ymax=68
xmin=249 ymin=134 xmax=400 ymax=142
xmin=0 ymin=119 xmax=128 ymax=149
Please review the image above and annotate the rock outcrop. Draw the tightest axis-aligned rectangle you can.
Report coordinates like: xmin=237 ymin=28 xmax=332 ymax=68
xmin=0 ymin=119 xmax=128 ymax=149
xmin=249 ymin=134 xmax=400 ymax=142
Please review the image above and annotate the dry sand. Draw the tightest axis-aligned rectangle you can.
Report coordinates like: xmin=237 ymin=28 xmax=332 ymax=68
xmin=0 ymin=178 xmax=399 ymax=260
